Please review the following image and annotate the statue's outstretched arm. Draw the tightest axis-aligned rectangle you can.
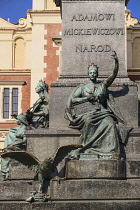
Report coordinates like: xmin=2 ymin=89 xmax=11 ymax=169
xmin=105 ymin=51 xmax=119 ymax=88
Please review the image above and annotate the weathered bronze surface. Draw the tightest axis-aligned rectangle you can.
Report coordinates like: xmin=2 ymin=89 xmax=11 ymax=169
xmin=1 ymin=113 xmax=29 ymax=180
xmin=27 ymin=80 xmax=49 ymax=128
xmin=1 ymin=144 xmax=82 ymax=202
xmin=65 ymin=52 xmax=132 ymax=160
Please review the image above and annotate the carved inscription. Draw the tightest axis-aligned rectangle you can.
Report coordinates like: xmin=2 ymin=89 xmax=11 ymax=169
xmin=71 ymin=14 xmax=115 ymax=21
xmin=76 ymin=45 xmax=112 ymax=53
xmin=64 ymin=13 xmax=124 ymax=53
xmin=72 ymin=101 xmax=97 ymax=116
xmin=64 ymin=28 xmax=124 ymax=36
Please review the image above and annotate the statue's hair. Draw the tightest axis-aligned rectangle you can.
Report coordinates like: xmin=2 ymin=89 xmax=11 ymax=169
xmin=37 ymin=80 xmax=48 ymax=92
xmin=88 ymin=63 xmax=99 ymax=73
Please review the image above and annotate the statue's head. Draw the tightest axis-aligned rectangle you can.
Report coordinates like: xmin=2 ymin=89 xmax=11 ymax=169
xmin=15 ymin=113 xmax=29 ymax=126
xmin=35 ymin=80 xmax=48 ymax=93
xmin=88 ymin=63 xmax=99 ymax=81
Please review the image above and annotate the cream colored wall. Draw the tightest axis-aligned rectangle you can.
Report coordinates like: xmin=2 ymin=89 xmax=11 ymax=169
xmin=132 ymin=37 xmax=140 ymax=68
xmin=33 ymin=0 xmax=59 ymax=10
xmin=46 ymin=0 xmax=59 ymax=10
xmin=33 ymin=0 xmax=46 ymax=10
xmin=29 ymin=8 xmax=61 ymax=104
xmin=14 ymin=38 xmax=25 ymax=68
xmin=127 ymin=29 xmax=140 ymax=69
xmin=13 ymin=31 xmax=32 ymax=69
xmin=127 ymin=32 xmax=132 ymax=68
xmin=30 ymin=23 xmax=47 ymax=103
xmin=0 ymin=33 xmax=13 ymax=68
xmin=0 ymin=16 xmax=32 ymax=70
xmin=126 ymin=10 xmax=140 ymax=69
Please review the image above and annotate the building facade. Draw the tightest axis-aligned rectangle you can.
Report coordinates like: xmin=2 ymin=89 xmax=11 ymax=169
xmin=0 ymin=0 xmax=140 ymax=152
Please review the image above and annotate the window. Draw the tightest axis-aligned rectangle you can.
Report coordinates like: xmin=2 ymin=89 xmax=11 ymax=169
xmin=3 ymin=88 xmax=10 ymax=118
xmin=3 ymin=88 xmax=18 ymax=119
xmin=0 ymin=85 xmax=22 ymax=121
xmin=12 ymin=88 xmax=18 ymax=116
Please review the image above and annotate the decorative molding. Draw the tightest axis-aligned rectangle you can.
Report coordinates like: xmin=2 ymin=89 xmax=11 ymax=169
xmin=0 ymin=69 xmax=31 ymax=76
xmin=51 ymin=81 xmax=136 ymax=87
xmin=28 ymin=10 xmax=60 ymax=13
xmin=18 ymin=18 xmax=27 ymax=28
xmin=52 ymin=36 xmax=62 ymax=46
xmin=0 ymin=81 xmax=26 ymax=85
xmin=59 ymin=74 xmax=129 ymax=78
xmin=62 ymin=0 xmax=125 ymax=2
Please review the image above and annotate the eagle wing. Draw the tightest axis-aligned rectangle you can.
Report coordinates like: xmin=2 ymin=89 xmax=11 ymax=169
xmin=1 ymin=151 xmax=40 ymax=171
xmin=53 ymin=144 xmax=83 ymax=166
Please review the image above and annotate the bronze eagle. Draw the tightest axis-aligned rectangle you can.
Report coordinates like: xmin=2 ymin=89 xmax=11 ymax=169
xmin=1 ymin=144 xmax=82 ymax=192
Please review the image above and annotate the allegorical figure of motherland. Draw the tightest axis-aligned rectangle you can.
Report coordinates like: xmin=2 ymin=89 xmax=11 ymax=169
xmin=65 ymin=52 xmax=132 ymax=160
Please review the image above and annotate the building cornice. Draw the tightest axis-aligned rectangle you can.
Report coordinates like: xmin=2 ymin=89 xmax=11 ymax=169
xmin=128 ymin=68 xmax=140 ymax=76
xmin=28 ymin=10 xmax=60 ymax=14
xmin=0 ymin=81 xmax=26 ymax=85
xmin=0 ymin=69 xmax=31 ymax=76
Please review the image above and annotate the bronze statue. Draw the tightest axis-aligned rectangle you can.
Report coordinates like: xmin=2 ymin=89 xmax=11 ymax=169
xmin=1 ymin=144 xmax=82 ymax=202
xmin=1 ymin=113 xmax=29 ymax=180
xmin=65 ymin=52 xmax=132 ymax=160
xmin=27 ymin=80 xmax=49 ymax=128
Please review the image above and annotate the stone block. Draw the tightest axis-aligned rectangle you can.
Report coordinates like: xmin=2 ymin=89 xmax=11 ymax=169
xmin=0 ymin=181 xmax=38 ymax=201
xmin=1 ymin=201 xmax=140 ymax=210
xmin=126 ymin=161 xmax=140 ymax=178
xmin=9 ymin=161 xmax=36 ymax=180
xmin=110 ymin=84 xmax=138 ymax=128
xmin=62 ymin=0 xmax=126 ymax=76
xmin=26 ymin=129 xmax=80 ymax=161
xmin=49 ymin=82 xmax=138 ymax=128
xmin=126 ymin=131 xmax=140 ymax=160
xmin=66 ymin=160 xmax=125 ymax=179
xmin=31 ymin=201 xmax=140 ymax=210
xmin=26 ymin=129 xmax=140 ymax=161
xmin=50 ymin=179 xmax=140 ymax=200
xmin=0 ymin=202 xmax=31 ymax=210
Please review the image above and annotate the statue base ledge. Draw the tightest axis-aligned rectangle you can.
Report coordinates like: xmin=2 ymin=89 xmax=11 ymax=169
xmin=66 ymin=159 xmax=125 ymax=179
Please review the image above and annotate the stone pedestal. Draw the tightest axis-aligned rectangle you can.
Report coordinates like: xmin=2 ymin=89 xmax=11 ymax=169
xmin=50 ymin=179 xmax=140 ymax=200
xmin=49 ymin=0 xmax=138 ymax=129
xmin=62 ymin=0 xmax=126 ymax=76
xmin=1 ymin=1 xmax=140 ymax=209
xmin=49 ymin=80 xmax=138 ymax=128
xmin=66 ymin=160 xmax=126 ymax=179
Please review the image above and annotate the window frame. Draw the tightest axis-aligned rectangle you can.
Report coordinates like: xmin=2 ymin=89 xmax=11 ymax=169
xmin=0 ymin=85 xmax=22 ymax=122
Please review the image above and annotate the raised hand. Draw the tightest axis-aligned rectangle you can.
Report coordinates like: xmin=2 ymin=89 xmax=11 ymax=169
xmin=111 ymin=51 xmax=118 ymax=60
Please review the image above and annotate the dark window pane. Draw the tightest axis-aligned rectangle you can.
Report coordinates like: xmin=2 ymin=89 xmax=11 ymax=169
xmin=4 ymin=104 xmax=9 ymax=110
xmin=12 ymin=104 xmax=18 ymax=112
xmin=12 ymin=88 xmax=18 ymax=116
xmin=3 ymin=112 xmax=9 ymax=118
xmin=12 ymin=88 xmax=18 ymax=96
xmin=4 ymin=97 xmax=9 ymax=103
xmin=13 ymin=97 xmax=18 ymax=103
xmin=4 ymin=88 xmax=9 ymax=96
xmin=3 ymin=88 xmax=9 ymax=118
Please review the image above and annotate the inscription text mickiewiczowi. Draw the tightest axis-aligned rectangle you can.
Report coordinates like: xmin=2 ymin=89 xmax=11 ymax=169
xmin=63 ymin=14 xmax=124 ymax=53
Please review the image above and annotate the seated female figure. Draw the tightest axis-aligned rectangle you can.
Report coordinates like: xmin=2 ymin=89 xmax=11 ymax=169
xmin=65 ymin=52 xmax=132 ymax=160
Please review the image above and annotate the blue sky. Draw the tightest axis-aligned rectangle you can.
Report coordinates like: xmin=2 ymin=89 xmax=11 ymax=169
xmin=127 ymin=0 xmax=140 ymax=21
xmin=0 ymin=0 xmax=139 ymax=24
